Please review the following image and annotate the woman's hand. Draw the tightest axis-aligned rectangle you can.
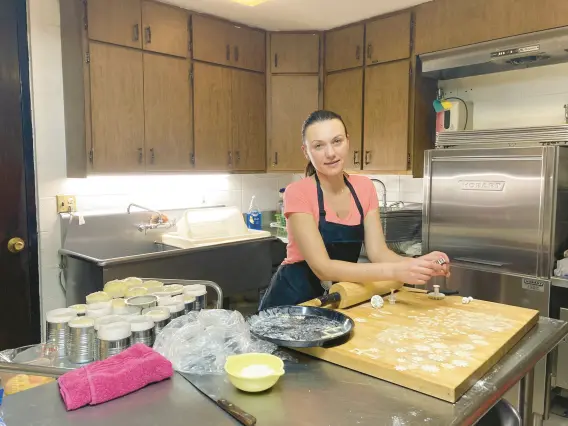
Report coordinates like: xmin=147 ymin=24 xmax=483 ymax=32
xmin=391 ymin=257 xmax=446 ymax=285
xmin=419 ymin=251 xmax=451 ymax=277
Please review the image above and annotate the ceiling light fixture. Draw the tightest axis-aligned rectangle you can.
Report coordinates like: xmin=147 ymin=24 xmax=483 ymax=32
xmin=231 ymin=0 xmax=270 ymax=6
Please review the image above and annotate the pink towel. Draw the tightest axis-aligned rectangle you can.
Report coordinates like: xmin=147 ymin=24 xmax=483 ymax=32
xmin=58 ymin=343 xmax=173 ymax=411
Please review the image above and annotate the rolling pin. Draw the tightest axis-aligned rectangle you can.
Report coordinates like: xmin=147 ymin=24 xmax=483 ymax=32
xmin=311 ymin=280 xmax=403 ymax=309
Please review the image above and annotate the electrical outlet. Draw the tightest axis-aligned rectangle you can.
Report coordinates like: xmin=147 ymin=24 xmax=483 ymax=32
xmin=56 ymin=195 xmax=77 ymax=213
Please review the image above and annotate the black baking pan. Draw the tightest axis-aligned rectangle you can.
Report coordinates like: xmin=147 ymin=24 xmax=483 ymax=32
xmin=247 ymin=305 xmax=354 ymax=348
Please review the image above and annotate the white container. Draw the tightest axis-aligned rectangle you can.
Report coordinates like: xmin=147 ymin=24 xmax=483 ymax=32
xmin=128 ymin=316 xmax=155 ymax=347
xmin=126 ymin=295 xmax=158 ymax=310
xmin=94 ymin=315 xmax=125 ymax=331
xmin=68 ymin=304 xmax=87 ymax=316
xmin=142 ymin=307 xmax=171 ymax=335
xmin=159 ymin=299 xmax=186 ymax=319
xmin=97 ymin=321 xmax=131 ymax=360
xmin=86 ymin=302 xmax=112 ymax=318
xmin=183 ymin=284 xmax=207 ymax=310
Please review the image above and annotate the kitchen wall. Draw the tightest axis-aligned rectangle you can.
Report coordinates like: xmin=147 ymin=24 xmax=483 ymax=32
xmin=28 ymin=0 xmax=424 ymax=332
xmin=439 ymin=62 xmax=568 ymax=129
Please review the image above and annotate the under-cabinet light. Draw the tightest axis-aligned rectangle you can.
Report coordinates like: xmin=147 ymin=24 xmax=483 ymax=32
xmin=231 ymin=0 xmax=270 ymax=6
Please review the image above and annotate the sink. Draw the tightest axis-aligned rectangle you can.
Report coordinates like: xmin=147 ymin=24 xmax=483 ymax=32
xmin=60 ymin=241 xmax=180 ymax=263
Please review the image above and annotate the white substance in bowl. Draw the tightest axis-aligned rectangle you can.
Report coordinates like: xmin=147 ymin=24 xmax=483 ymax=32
xmin=239 ymin=364 xmax=275 ymax=378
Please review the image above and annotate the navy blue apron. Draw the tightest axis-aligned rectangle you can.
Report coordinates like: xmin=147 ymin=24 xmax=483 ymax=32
xmin=259 ymin=174 xmax=365 ymax=310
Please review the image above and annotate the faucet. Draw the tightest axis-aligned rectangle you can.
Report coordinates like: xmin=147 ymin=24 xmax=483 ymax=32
xmin=370 ymin=179 xmax=388 ymax=211
xmin=127 ymin=203 xmax=175 ymax=233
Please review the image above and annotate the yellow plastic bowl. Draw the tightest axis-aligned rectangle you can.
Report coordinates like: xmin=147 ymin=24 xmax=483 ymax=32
xmin=224 ymin=353 xmax=285 ymax=393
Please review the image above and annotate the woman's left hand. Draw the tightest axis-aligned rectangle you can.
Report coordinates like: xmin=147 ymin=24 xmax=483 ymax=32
xmin=419 ymin=251 xmax=451 ymax=277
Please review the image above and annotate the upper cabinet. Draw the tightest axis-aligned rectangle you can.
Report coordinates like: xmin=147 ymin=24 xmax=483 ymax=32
xmin=325 ymin=24 xmax=364 ymax=72
xmin=269 ymin=75 xmax=320 ymax=171
xmin=366 ymin=11 xmax=411 ymax=65
xmin=141 ymin=1 xmax=189 ymax=57
xmin=415 ymin=0 xmax=568 ymax=54
xmin=87 ymin=0 xmax=189 ymax=57
xmin=192 ymin=15 xmax=265 ymax=72
xmin=271 ymin=33 xmax=320 ymax=74
xmin=87 ymin=0 xmax=142 ymax=49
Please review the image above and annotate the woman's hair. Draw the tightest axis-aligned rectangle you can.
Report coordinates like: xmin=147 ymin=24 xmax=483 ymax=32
xmin=301 ymin=110 xmax=348 ymax=177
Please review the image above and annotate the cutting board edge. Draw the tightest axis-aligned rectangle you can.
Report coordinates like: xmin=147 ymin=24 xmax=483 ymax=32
xmin=452 ymin=309 xmax=540 ymax=402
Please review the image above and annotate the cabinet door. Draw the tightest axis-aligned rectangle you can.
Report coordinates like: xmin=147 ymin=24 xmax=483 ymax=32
xmin=325 ymin=24 xmax=364 ymax=72
xmin=324 ymin=69 xmax=363 ymax=171
xmin=271 ymin=34 xmax=320 ymax=74
xmin=232 ymin=70 xmax=266 ymax=171
xmin=364 ymin=61 xmax=410 ymax=172
xmin=366 ymin=11 xmax=411 ymax=65
xmin=142 ymin=1 xmax=189 ymax=58
xmin=89 ymin=42 xmax=145 ymax=173
xmin=192 ymin=15 xmax=232 ymax=67
xmin=232 ymin=27 xmax=266 ymax=72
xmin=143 ymin=53 xmax=192 ymax=171
xmin=270 ymin=75 xmax=319 ymax=171
xmin=415 ymin=0 xmax=568 ymax=54
xmin=87 ymin=0 xmax=142 ymax=49
xmin=193 ymin=62 xmax=232 ymax=171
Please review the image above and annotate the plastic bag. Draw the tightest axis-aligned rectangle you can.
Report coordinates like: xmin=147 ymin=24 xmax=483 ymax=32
xmin=153 ymin=309 xmax=278 ymax=375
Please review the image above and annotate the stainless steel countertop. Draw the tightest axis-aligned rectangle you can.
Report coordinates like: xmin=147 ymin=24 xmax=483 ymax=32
xmin=3 ymin=317 xmax=567 ymax=426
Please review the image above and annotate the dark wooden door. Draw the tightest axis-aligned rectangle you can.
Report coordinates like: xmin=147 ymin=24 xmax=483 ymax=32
xmin=0 ymin=0 xmax=40 ymax=350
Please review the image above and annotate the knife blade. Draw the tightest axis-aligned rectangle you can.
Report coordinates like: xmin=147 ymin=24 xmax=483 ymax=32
xmin=183 ymin=374 xmax=257 ymax=426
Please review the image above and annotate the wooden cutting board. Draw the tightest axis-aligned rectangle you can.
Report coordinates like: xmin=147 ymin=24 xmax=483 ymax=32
xmin=296 ymin=289 xmax=539 ymax=402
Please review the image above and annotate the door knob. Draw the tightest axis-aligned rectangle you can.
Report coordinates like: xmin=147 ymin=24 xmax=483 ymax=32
xmin=8 ymin=237 xmax=25 ymax=253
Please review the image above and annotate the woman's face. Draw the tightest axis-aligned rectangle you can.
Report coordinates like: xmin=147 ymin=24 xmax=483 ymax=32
xmin=303 ymin=119 xmax=349 ymax=177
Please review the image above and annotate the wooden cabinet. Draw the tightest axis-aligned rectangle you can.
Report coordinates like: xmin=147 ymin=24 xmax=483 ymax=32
xmin=232 ymin=27 xmax=266 ymax=72
xmin=231 ymin=70 xmax=266 ymax=171
xmin=193 ymin=62 xmax=233 ymax=171
xmin=415 ymin=0 xmax=568 ymax=54
xmin=87 ymin=0 xmax=142 ymax=49
xmin=193 ymin=63 xmax=266 ymax=171
xmin=89 ymin=42 xmax=145 ymax=173
xmin=324 ymin=69 xmax=363 ymax=171
xmin=87 ymin=0 xmax=188 ymax=57
xmin=192 ymin=15 xmax=265 ymax=72
xmin=366 ymin=11 xmax=411 ymax=65
xmin=270 ymin=76 xmax=319 ymax=171
xmin=143 ymin=53 xmax=192 ymax=172
xmin=271 ymin=33 xmax=320 ymax=74
xmin=325 ymin=24 xmax=364 ymax=72
xmin=363 ymin=61 xmax=410 ymax=172
xmin=141 ymin=1 xmax=189 ymax=57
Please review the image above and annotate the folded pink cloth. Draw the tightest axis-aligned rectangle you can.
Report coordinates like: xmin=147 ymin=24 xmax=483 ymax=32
xmin=58 ymin=343 xmax=173 ymax=411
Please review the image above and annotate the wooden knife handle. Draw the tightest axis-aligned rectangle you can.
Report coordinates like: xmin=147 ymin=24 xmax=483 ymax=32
xmin=217 ymin=399 xmax=257 ymax=426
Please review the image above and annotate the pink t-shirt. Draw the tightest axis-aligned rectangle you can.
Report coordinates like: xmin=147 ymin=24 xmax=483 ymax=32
xmin=282 ymin=175 xmax=379 ymax=265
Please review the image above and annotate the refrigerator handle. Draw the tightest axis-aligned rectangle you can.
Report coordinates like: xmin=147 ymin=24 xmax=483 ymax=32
xmin=454 ymin=257 xmax=505 ymax=267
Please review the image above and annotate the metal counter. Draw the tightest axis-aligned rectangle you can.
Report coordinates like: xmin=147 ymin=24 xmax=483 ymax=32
xmin=3 ymin=317 xmax=567 ymax=426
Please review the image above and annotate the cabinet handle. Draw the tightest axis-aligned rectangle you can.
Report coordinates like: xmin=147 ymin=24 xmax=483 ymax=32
xmin=234 ymin=46 xmax=239 ymax=62
xmin=353 ymin=150 xmax=360 ymax=165
xmin=150 ymin=148 xmax=155 ymax=164
xmin=235 ymin=150 xmax=240 ymax=163
xmin=355 ymin=45 xmax=360 ymax=60
xmin=364 ymin=150 xmax=371 ymax=165
xmin=273 ymin=152 xmax=278 ymax=166
xmin=274 ymin=53 xmax=278 ymax=68
xmin=367 ymin=43 xmax=372 ymax=60
xmin=145 ymin=26 xmax=152 ymax=44
xmin=226 ymin=44 xmax=230 ymax=61
xmin=138 ymin=148 xmax=143 ymax=164
xmin=133 ymin=24 xmax=139 ymax=42
xmin=228 ymin=151 xmax=233 ymax=166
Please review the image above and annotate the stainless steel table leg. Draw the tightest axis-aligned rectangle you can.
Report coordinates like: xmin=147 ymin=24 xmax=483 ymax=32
xmin=519 ymin=369 xmax=535 ymax=426
xmin=543 ymin=352 xmax=554 ymax=421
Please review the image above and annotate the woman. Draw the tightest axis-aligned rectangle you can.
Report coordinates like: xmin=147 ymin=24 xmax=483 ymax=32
xmin=259 ymin=110 xmax=450 ymax=310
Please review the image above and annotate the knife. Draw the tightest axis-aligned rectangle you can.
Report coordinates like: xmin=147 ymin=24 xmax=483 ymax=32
xmin=183 ymin=374 xmax=257 ymax=426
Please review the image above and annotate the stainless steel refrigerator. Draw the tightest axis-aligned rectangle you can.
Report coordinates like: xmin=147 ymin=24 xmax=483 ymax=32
xmin=422 ymin=126 xmax=568 ymax=419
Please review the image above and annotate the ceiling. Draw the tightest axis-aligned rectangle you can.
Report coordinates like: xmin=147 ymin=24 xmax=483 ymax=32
xmin=160 ymin=0 xmax=432 ymax=31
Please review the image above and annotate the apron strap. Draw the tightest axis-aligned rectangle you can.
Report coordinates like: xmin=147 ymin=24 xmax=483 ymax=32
xmin=314 ymin=173 xmax=327 ymax=221
xmin=314 ymin=173 xmax=366 ymax=225
xmin=344 ymin=177 xmax=365 ymax=225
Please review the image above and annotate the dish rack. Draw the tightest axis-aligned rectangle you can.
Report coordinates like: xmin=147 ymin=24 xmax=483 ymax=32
xmin=380 ymin=203 xmax=423 ymax=256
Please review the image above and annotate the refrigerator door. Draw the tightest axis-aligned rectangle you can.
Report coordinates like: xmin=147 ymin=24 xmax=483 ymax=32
xmin=423 ymin=146 xmax=555 ymax=277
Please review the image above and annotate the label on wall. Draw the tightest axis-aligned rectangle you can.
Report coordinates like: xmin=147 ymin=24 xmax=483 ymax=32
xmin=521 ymin=278 xmax=546 ymax=292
